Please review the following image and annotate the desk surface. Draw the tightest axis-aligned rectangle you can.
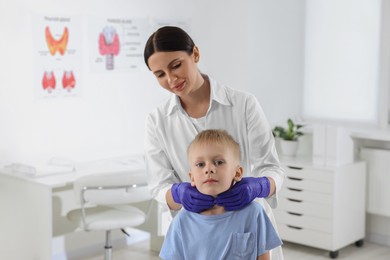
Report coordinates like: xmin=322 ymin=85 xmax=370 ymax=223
xmin=0 ymin=155 xmax=146 ymax=188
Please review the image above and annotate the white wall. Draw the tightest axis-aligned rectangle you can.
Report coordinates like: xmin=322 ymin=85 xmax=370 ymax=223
xmin=192 ymin=0 xmax=305 ymax=126
xmin=191 ymin=0 xmax=250 ymax=89
xmin=0 ymin=0 xmax=191 ymax=164
xmin=0 ymin=0 xmax=306 ymax=165
xmin=247 ymin=0 xmax=305 ymax=125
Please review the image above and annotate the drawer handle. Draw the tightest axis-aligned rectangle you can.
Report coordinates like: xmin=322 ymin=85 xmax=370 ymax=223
xmin=287 ymin=198 xmax=302 ymax=203
xmin=287 ymin=177 xmax=303 ymax=181
xmin=287 ymin=166 xmax=303 ymax=170
xmin=287 ymin=187 xmax=302 ymax=192
xmin=287 ymin=225 xmax=303 ymax=230
xmin=287 ymin=211 xmax=302 ymax=216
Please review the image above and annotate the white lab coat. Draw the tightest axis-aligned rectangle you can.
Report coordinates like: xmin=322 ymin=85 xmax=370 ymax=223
xmin=144 ymin=75 xmax=286 ymax=259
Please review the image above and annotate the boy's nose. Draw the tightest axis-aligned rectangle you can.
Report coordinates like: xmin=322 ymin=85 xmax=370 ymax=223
xmin=205 ymin=164 xmax=215 ymax=175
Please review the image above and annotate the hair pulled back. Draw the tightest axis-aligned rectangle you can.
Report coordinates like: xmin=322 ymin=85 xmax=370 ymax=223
xmin=144 ymin=26 xmax=195 ymax=69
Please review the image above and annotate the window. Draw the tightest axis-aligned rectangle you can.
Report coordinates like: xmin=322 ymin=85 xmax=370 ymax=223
xmin=303 ymin=0 xmax=381 ymax=126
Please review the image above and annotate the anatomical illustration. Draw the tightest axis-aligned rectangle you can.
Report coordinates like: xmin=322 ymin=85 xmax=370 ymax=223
xmin=42 ymin=71 xmax=56 ymax=93
xmin=62 ymin=71 xmax=76 ymax=92
xmin=98 ymin=26 xmax=120 ymax=70
xmin=45 ymin=26 xmax=69 ymax=56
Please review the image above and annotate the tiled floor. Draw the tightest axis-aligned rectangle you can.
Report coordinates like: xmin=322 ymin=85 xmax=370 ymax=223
xmin=84 ymin=239 xmax=390 ymax=260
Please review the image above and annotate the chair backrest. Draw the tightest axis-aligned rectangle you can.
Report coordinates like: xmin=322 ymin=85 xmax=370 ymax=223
xmin=73 ymin=171 xmax=151 ymax=205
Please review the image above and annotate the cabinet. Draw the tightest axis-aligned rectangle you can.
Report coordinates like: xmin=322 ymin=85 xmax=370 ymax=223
xmin=274 ymin=157 xmax=366 ymax=258
xmin=360 ymin=148 xmax=390 ymax=217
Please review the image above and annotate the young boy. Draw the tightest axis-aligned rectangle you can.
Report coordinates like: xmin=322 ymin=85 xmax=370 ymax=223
xmin=159 ymin=129 xmax=282 ymax=260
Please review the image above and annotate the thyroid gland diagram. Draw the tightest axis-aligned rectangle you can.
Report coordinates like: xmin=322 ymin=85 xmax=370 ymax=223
xmin=42 ymin=71 xmax=56 ymax=93
xmin=42 ymin=70 xmax=76 ymax=93
xmin=62 ymin=70 xmax=76 ymax=92
xmin=98 ymin=26 xmax=120 ymax=70
xmin=45 ymin=26 xmax=69 ymax=56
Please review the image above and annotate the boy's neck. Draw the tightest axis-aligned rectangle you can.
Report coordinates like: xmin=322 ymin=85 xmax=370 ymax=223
xmin=200 ymin=205 xmax=225 ymax=215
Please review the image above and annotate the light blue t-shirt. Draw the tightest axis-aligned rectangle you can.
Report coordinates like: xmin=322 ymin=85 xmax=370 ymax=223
xmin=159 ymin=202 xmax=282 ymax=260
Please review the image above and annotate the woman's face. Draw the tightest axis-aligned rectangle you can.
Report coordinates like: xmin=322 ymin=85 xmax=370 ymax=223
xmin=147 ymin=47 xmax=202 ymax=97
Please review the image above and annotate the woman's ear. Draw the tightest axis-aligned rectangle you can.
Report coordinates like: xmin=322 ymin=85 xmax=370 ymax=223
xmin=234 ymin=166 xmax=244 ymax=181
xmin=188 ymin=172 xmax=196 ymax=187
xmin=193 ymin=46 xmax=200 ymax=63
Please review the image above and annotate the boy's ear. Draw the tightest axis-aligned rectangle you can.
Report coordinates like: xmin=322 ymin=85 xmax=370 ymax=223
xmin=234 ymin=165 xmax=244 ymax=181
xmin=188 ymin=172 xmax=196 ymax=187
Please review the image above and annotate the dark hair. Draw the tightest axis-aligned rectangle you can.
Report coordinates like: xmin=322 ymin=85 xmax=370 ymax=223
xmin=144 ymin=26 xmax=195 ymax=69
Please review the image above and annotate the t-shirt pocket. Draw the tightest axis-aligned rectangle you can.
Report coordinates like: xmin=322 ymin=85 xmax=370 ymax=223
xmin=231 ymin=232 xmax=256 ymax=258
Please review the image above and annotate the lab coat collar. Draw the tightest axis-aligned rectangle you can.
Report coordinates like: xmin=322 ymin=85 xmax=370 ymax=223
xmin=166 ymin=75 xmax=232 ymax=116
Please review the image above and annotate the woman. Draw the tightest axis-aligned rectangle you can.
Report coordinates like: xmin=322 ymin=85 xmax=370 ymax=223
xmin=144 ymin=26 xmax=285 ymax=259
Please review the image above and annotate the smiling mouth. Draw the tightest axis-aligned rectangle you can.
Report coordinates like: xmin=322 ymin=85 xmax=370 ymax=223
xmin=173 ymin=82 xmax=185 ymax=91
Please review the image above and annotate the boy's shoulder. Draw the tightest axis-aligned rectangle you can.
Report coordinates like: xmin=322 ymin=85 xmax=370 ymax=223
xmin=238 ymin=201 xmax=267 ymax=217
xmin=246 ymin=201 xmax=265 ymax=210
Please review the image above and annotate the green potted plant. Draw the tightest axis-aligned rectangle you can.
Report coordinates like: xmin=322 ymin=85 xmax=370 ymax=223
xmin=273 ymin=118 xmax=304 ymax=156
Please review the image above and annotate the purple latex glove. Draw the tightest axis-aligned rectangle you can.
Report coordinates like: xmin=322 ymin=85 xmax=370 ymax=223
xmin=216 ymin=177 xmax=270 ymax=211
xmin=171 ymin=182 xmax=215 ymax=213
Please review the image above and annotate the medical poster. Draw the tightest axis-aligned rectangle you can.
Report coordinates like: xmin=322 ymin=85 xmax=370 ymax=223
xmin=32 ymin=15 xmax=83 ymax=98
xmin=88 ymin=17 xmax=149 ymax=72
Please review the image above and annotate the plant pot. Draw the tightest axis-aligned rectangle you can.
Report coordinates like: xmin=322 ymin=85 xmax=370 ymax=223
xmin=280 ymin=140 xmax=299 ymax=157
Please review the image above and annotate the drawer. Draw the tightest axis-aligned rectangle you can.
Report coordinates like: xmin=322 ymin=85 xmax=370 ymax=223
xmin=278 ymin=197 xmax=333 ymax=219
xmin=285 ymin=166 xmax=333 ymax=183
xmin=284 ymin=176 xmax=333 ymax=194
xmin=274 ymin=209 xmax=332 ymax=233
xmin=278 ymin=223 xmax=332 ymax=250
xmin=280 ymin=187 xmax=332 ymax=205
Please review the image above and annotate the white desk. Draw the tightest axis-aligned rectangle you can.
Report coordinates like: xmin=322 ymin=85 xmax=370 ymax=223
xmin=0 ymin=156 xmax=164 ymax=260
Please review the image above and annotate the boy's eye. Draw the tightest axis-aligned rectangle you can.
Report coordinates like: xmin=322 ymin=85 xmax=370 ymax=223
xmin=195 ymin=162 xmax=205 ymax=168
xmin=214 ymin=160 xmax=224 ymax=166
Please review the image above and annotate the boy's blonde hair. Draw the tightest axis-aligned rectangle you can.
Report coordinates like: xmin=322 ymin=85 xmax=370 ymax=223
xmin=187 ymin=129 xmax=241 ymax=161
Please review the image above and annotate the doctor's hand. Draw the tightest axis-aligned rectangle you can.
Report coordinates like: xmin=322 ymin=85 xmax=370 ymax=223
xmin=216 ymin=177 xmax=270 ymax=211
xmin=171 ymin=182 xmax=215 ymax=213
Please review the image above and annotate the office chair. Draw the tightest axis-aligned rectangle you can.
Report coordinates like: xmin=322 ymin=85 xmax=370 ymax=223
xmin=66 ymin=171 xmax=152 ymax=260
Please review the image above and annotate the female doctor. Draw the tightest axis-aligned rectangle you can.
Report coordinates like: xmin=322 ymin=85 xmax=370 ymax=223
xmin=144 ymin=26 xmax=285 ymax=259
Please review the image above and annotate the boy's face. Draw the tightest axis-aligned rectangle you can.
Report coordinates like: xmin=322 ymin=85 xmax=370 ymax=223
xmin=188 ymin=142 xmax=243 ymax=197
